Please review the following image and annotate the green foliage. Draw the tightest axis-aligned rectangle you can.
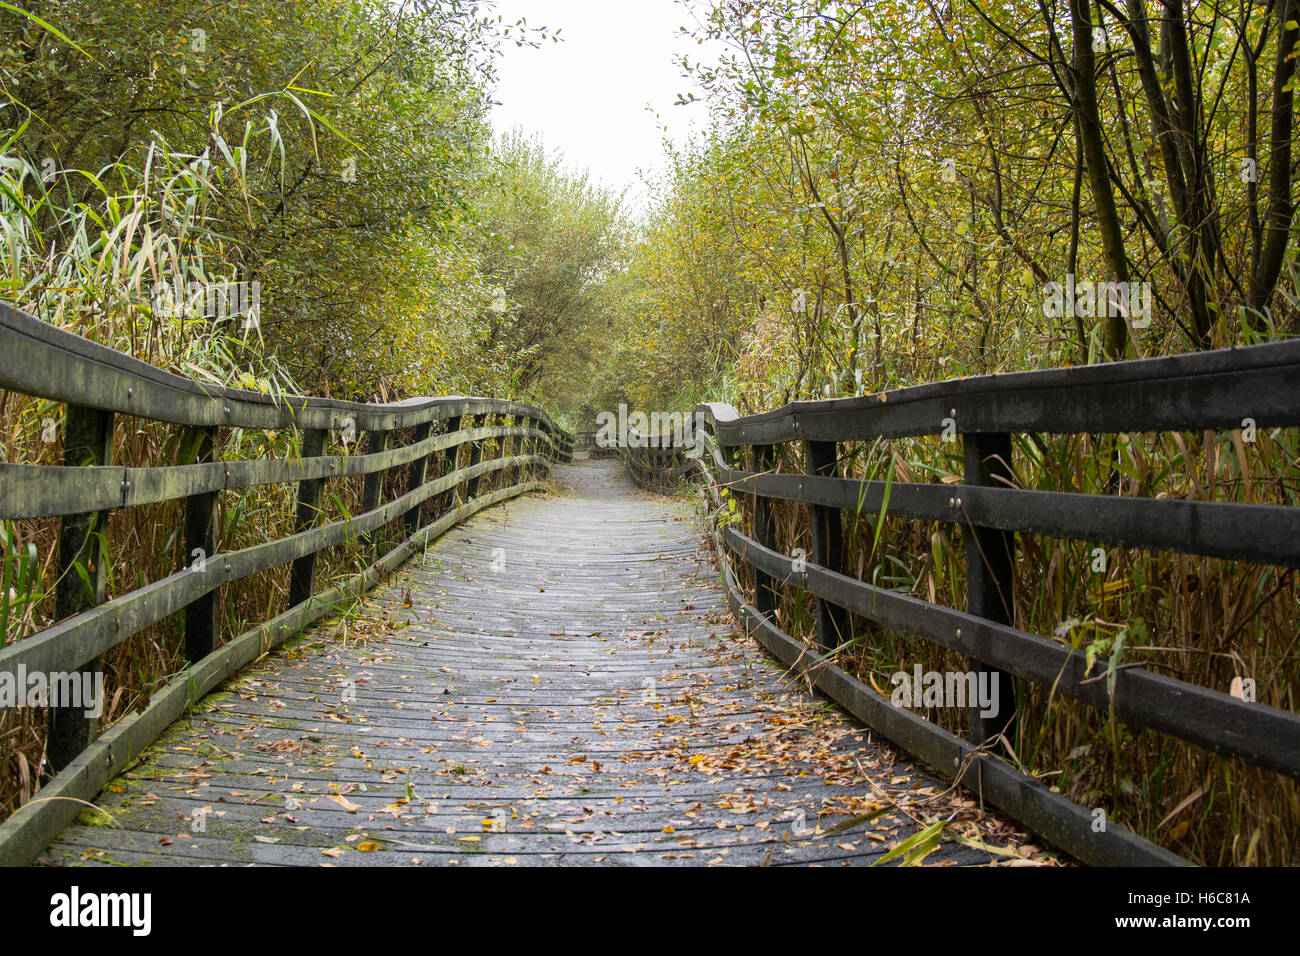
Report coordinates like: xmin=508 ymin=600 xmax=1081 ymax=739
xmin=595 ymin=0 xmax=1300 ymax=418
xmin=0 ymin=0 xmax=559 ymax=400
xmin=0 ymin=519 xmax=42 ymax=647
xmin=462 ymin=130 xmax=627 ymax=408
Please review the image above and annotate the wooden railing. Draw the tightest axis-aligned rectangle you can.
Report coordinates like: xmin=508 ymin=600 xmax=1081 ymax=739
xmin=576 ymin=430 xmax=616 ymax=459
xmin=623 ymin=439 xmax=694 ymax=492
xmin=628 ymin=340 xmax=1300 ymax=866
xmin=0 ymin=302 xmax=572 ymax=864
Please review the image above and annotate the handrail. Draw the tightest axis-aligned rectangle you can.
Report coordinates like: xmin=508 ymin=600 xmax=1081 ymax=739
xmin=704 ymin=338 xmax=1300 ymax=444
xmin=625 ymin=339 xmax=1300 ymax=866
xmin=0 ymin=303 xmax=572 ymax=864
xmin=622 ymin=436 xmax=693 ymax=492
xmin=574 ymin=429 xmax=616 ymax=459
xmin=2 ymin=303 xmax=554 ymax=431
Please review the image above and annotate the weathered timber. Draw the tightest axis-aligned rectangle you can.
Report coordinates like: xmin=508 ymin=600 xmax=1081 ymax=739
xmin=49 ymin=404 xmax=114 ymax=771
xmin=0 ymin=424 xmax=554 ymax=520
xmin=287 ymin=428 xmax=329 ymax=608
xmin=962 ymin=432 xmax=1017 ymax=750
xmin=181 ymin=426 xmax=221 ymax=663
xmin=34 ymin=461 xmax=1006 ymax=868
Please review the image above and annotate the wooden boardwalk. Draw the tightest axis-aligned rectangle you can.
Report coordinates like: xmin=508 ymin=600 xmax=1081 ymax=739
xmin=39 ymin=460 xmax=1032 ymax=867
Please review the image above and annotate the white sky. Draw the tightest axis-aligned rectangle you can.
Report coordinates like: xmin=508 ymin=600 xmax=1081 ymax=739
xmin=487 ymin=0 xmax=720 ymax=213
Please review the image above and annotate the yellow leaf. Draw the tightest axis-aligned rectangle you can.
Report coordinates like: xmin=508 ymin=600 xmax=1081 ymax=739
xmin=330 ymin=794 xmax=361 ymax=813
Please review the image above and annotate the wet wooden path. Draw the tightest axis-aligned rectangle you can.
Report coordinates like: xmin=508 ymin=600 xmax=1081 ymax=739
xmin=39 ymin=460 xmax=1026 ymax=867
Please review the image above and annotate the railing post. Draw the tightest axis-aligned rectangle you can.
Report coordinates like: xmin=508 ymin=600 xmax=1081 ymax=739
xmin=49 ymin=404 xmax=114 ymax=771
xmin=465 ymin=413 xmax=488 ymax=499
xmin=752 ymin=444 xmax=779 ymax=618
xmin=962 ymin=432 xmax=1018 ymax=750
xmin=519 ymin=416 xmax=533 ymax=483
xmin=806 ymin=439 xmax=849 ymax=647
xmin=502 ymin=413 xmax=516 ymax=488
xmin=360 ymin=428 xmax=390 ymax=559
xmin=288 ymin=428 xmax=328 ymax=608
xmin=404 ymin=420 xmax=434 ymax=536
xmin=439 ymin=415 xmax=463 ymax=514
xmin=493 ymin=412 xmax=508 ymax=491
xmin=181 ymin=426 xmax=220 ymax=663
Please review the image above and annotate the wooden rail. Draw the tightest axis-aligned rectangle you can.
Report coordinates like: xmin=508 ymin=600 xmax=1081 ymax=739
xmin=625 ymin=340 xmax=1300 ymax=866
xmin=622 ymin=440 xmax=694 ymax=492
xmin=0 ymin=302 xmax=572 ymax=864
xmin=576 ymin=430 xmax=616 ymax=459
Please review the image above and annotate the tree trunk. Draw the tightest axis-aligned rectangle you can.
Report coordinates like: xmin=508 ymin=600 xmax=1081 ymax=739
xmin=1071 ymin=0 xmax=1130 ymax=358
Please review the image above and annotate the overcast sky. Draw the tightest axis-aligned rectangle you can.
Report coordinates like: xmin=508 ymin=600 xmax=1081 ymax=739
xmin=486 ymin=0 xmax=719 ymax=212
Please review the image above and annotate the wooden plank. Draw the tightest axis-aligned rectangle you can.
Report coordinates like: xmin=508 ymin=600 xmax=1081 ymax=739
xmin=0 ymin=424 xmax=541 ymax=520
xmin=500 ymin=414 xmax=515 ymax=490
xmin=694 ymin=338 xmax=1300 ymax=446
xmin=715 ymin=465 xmax=1300 ymax=569
xmin=32 ymin=460 xmax=1018 ymax=869
xmin=751 ymin=444 xmax=778 ymax=618
xmin=0 ymin=478 xmax=544 ymax=866
xmin=518 ymin=416 xmax=532 ymax=484
xmin=49 ymin=404 xmax=114 ymax=771
xmin=687 ymin=454 xmax=1183 ymax=866
xmin=181 ymin=427 xmax=221 ymax=662
xmin=2 ymin=302 xmax=561 ymax=434
xmin=962 ymin=433 xmax=1017 ymax=749
xmin=720 ymin=525 xmax=1300 ymax=778
xmin=0 ymin=454 xmax=546 ymax=680
xmin=437 ymin=416 xmax=463 ymax=518
xmin=287 ymin=428 xmax=329 ymax=608
xmin=805 ymin=440 xmax=848 ymax=647
xmin=404 ymin=422 xmax=434 ymax=537
xmin=465 ymin=414 xmax=488 ymax=500
xmin=722 ymin=582 xmax=1187 ymax=866
xmin=360 ymin=429 xmax=391 ymax=558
